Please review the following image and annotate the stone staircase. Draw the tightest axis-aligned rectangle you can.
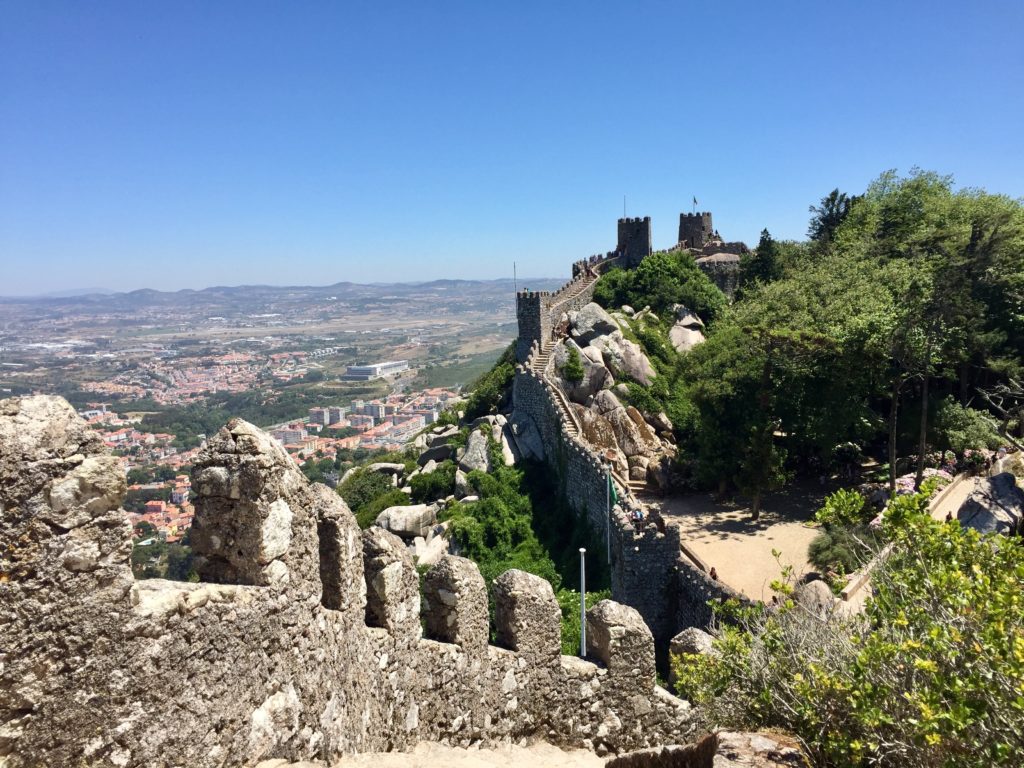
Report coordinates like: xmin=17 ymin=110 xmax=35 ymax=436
xmin=529 ymin=341 xmax=580 ymax=439
xmin=528 ymin=267 xmax=662 ymax=500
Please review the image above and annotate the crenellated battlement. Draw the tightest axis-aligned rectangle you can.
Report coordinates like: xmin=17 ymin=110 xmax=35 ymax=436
xmin=0 ymin=396 xmax=695 ymax=767
xmin=616 ymin=217 xmax=653 ymax=268
xmin=678 ymin=211 xmax=714 ymax=249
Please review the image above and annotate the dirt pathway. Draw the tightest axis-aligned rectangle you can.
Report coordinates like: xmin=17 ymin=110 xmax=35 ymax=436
xmin=654 ymin=484 xmax=826 ymax=601
xmin=332 ymin=741 xmax=604 ymax=768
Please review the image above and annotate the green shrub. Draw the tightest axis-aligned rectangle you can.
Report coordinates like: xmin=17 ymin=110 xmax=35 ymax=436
xmin=808 ymin=525 xmax=877 ymax=574
xmin=338 ymin=469 xmax=409 ymax=529
xmin=410 ymin=461 xmax=457 ymax=503
xmin=815 ymin=488 xmax=869 ymax=527
xmin=556 ymin=587 xmax=611 ymax=656
xmin=463 ymin=345 xmax=515 ymax=422
xmin=672 ymin=493 xmax=1024 ymax=767
xmin=593 ymin=251 xmax=726 ymax=324
xmin=934 ymin=396 xmax=1001 ymax=453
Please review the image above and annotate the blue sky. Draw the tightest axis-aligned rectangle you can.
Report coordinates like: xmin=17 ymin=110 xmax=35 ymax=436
xmin=2 ymin=1 xmax=1022 ymax=295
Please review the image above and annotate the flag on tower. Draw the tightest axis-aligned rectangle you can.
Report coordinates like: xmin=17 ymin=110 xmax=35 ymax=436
xmin=693 ymin=196 xmax=698 ymax=207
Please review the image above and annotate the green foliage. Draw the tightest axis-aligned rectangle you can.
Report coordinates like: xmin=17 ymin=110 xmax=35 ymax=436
xmin=130 ymin=536 xmax=195 ymax=581
xmin=670 ymin=622 xmax=752 ymax=706
xmin=738 ymin=229 xmax=782 ymax=290
xmin=561 ymin=344 xmax=585 ymax=383
xmin=815 ymin=488 xmax=870 ymax=527
xmin=933 ymin=396 xmax=1001 ymax=453
xmin=673 ymin=492 xmax=1024 ymax=767
xmin=556 ymin=587 xmax=611 ymax=656
xmin=410 ymin=461 xmax=457 ymax=503
xmin=463 ymin=344 xmax=515 ymax=422
xmin=441 ymin=459 xmax=559 ymax=586
xmin=300 ymin=456 xmax=337 ymax=485
xmin=355 ymin=490 xmax=410 ymax=529
xmin=338 ymin=469 xmax=408 ymax=529
xmin=808 ymin=188 xmax=860 ymax=243
xmin=808 ymin=525 xmax=877 ymax=574
xmin=593 ymin=250 xmax=727 ymax=323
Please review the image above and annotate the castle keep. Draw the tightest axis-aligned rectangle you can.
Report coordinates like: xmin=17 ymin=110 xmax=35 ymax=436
xmin=678 ymin=212 xmax=714 ymax=249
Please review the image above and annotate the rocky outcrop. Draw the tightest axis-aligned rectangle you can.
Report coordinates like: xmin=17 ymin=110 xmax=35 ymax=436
xmin=606 ymin=731 xmax=807 ymax=768
xmin=553 ymin=338 xmax=613 ymax=404
xmin=956 ymin=472 xmax=1024 ymax=536
xmin=418 ymin=443 xmax=453 ymax=466
xmin=670 ymin=627 xmax=717 ymax=658
xmin=591 ymin=332 xmax=657 ymax=386
xmin=1 ymin=395 xmax=698 ymax=766
xmin=793 ymin=579 xmax=837 ymax=619
xmin=375 ymin=503 xmax=438 ymax=540
xmin=668 ymin=304 xmax=706 ymax=354
xmin=458 ymin=429 xmax=492 ymax=473
xmin=570 ymin=302 xmax=620 ymax=345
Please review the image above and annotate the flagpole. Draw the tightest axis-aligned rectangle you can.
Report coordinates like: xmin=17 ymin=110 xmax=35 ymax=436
xmin=579 ymin=548 xmax=587 ymax=657
xmin=606 ymin=470 xmax=611 ymax=564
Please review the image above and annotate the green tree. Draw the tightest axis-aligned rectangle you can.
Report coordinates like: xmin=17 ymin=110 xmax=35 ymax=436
xmin=808 ymin=188 xmax=859 ymax=243
xmin=561 ymin=345 xmax=584 ymax=383
xmin=738 ymin=229 xmax=781 ymax=290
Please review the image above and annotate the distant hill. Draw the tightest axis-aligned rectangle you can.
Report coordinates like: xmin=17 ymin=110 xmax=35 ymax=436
xmin=0 ymin=278 xmax=565 ymax=312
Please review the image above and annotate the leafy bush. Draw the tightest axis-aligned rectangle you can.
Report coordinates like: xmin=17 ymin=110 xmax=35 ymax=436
xmin=463 ymin=344 xmax=515 ymax=422
xmin=593 ymin=251 xmax=727 ymax=323
xmin=808 ymin=525 xmax=877 ymax=575
xmin=934 ymin=396 xmax=1001 ymax=454
xmin=556 ymin=587 xmax=611 ymax=656
xmin=815 ymin=488 xmax=869 ymax=527
xmin=338 ymin=469 xmax=408 ymax=529
xmin=672 ymin=492 xmax=1024 ymax=767
xmin=442 ymin=461 xmax=559 ymax=587
xmin=561 ymin=345 xmax=584 ymax=382
xmin=410 ymin=461 xmax=457 ymax=503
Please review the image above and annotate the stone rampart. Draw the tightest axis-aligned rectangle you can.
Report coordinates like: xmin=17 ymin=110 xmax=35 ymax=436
xmin=0 ymin=395 xmax=696 ymax=767
xmin=512 ymin=271 xmax=750 ymax=658
xmin=513 ymin=360 xmax=691 ymax=653
xmin=515 ymin=260 xmax=613 ymax=363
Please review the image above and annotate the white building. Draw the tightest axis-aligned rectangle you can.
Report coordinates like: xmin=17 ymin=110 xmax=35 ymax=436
xmin=342 ymin=360 xmax=409 ymax=381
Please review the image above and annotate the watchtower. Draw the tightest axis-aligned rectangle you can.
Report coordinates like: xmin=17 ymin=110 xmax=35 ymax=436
xmin=679 ymin=212 xmax=714 ymax=249
xmin=617 ymin=217 xmax=652 ymax=268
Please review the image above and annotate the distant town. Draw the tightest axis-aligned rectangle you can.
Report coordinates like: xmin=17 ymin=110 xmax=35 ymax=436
xmin=78 ymin=367 xmax=461 ymax=544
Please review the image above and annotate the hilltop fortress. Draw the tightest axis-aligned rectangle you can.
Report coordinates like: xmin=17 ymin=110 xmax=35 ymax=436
xmin=513 ymin=212 xmax=749 ymax=658
xmin=0 ymin=212 xmax=764 ymax=767
xmin=518 ymin=213 xmax=746 ymax=361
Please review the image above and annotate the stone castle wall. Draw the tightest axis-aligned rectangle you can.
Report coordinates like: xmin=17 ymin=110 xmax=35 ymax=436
xmin=512 ymin=247 xmax=748 ymax=656
xmin=616 ymin=218 xmax=652 ymax=268
xmin=512 ymin=356 xmax=740 ymax=655
xmin=695 ymin=259 xmax=740 ymax=300
xmin=0 ymin=396 xmax=696 ymax=768
xmin=515 ymin=254 xmax=618 ymax=363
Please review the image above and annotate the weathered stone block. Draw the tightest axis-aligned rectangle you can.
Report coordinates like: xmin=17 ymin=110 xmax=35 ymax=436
xmin=362 ymin=527 xmax=421 ymax=641
xmin=493 ymin=569 xmax=561 ymax=665
xmin=421 ymin=555 xmax=488 ymax=655
xmin=586 ymin=600 xmax=655 ymax=689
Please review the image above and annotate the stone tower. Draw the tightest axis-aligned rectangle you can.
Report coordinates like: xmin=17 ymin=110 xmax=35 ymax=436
xmin=617 ymin=217 xmax=652 ymax=268
xmin=679 ymin=212 xmax=714 ymax=249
